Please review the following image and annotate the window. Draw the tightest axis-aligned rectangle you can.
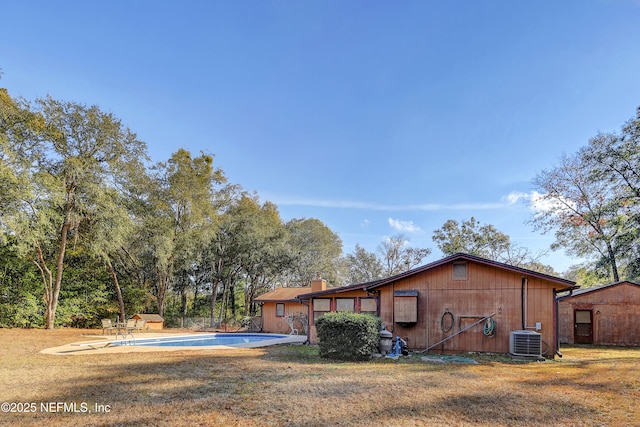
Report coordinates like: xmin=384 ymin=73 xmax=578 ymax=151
xmin=313 ymin=299 xmax=331 ymax=322
xmin=336 ymin=298 xmax=355 ymax=312
xmin=453 ymin=262 xmax=467 ymax=280
xmin=394 ymin=290 xmax=418 ymax=323
xmin=359 ymin=298 xmax=378 ymax=316
xmin=276 ymin=303 xmax=285 ymax=317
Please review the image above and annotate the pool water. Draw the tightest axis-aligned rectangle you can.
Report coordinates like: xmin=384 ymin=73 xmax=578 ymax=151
xmin=110 ymin=333 xmax=288 ymax=347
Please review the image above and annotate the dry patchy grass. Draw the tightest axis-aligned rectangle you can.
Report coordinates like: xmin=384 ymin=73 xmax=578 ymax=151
xmin=0 ymin=328 xmax=638 ymax=426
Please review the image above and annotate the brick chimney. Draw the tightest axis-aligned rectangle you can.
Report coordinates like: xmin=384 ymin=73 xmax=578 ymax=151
xmin=311 ymin=273 xmax=326 ymax=292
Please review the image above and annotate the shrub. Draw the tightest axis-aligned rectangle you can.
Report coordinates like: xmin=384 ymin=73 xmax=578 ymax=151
xmin=315 ymin=312 xmax=382 ymax=361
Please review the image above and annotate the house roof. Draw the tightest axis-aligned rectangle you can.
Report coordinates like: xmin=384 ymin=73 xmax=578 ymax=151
xmin=557 ymin=280 xmax=640 ymax=300
xmin=365 ymin=253 xmax=577 ymax=292
xmin=254 ymin=287 xmax=311 ymax=302
xmin=256 ymin=254 xmax=577 ymax=304
xmin=297 ymin=279 xmax=384 ymax=300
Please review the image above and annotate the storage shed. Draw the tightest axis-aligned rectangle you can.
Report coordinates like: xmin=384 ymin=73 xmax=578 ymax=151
xmin=131 ymin=313 xmax=164 ymax=330
xmin=557 ymin=281 xmax=640 ymax=346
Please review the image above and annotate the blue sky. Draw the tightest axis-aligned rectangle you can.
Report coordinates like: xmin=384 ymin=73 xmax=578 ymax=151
xmin=2 ymin=1 xmax=640 ymax=273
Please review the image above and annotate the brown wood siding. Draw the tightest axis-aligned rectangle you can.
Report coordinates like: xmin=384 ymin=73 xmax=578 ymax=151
xmin=307 ymin=289 xmax=377 ymax=344
xmin=260 ymin=301 xmax=307 ymax=334
xmin=378 ymin=261 xmax=559 ymax=355
xmin=394 ymin=295 xmax=418 ymax=323
xmin=558 ymin=283 xmax=640 ymax=346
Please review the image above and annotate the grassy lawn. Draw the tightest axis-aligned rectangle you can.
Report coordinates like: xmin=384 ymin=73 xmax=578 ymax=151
xmin=0 ymin=329 xmax=638 ymax=426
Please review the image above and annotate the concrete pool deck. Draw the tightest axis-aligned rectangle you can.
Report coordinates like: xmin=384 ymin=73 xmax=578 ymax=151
xmin=40 ymin=332 xmax=308 ymax=355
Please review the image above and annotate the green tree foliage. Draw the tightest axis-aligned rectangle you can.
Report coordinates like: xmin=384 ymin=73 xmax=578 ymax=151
xmin=143 ymin=149 xmax=225 ymax=317
xmin=581 ymin=107 xmax=640 ymax=279
xmin=344 ymin=244 xmax=385 ymax=284
xmin=54 ymin=248 xmax=112 ymax=327
xmin=433 ymin=217 xmax=510 ymax=258
xmin=530 ymin=106 xmax=640 ymax=282
xmin=226 ymin=196 xmax=290 ymax=317
xmin=0 ymin=90 xmax=45 ymax=240
xmin=378 ymin=234 xmax=431 ymax=276
xmin=0 ymin=238 xmax=43 ymax=327
xmin=1 ymin=92 xmax=147 ymax=328
xmin=1 ymin=87 xmax=362 ymax=327
xmin=342 ymin=236 xmax=431 ymax=284
xmin=561 ymin=263 xmax=610 ymax=289
xmin=284 ymin=218 xmax=343 ymax=287
xmin=433 ymin=217 xmax=554 ymax=273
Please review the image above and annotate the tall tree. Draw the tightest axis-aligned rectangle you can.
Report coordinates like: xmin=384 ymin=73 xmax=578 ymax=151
xmin=432 ymin=217 xmax=510 ymax=259
xmin=531 ymin=153 xmax=626 ymax=282
xmin=0 ymin=93 xmax=147 ymax=328
xmin=82 ymin=186 xmax=136 ymax=322
xmin=433 ymin=217 xmax=551 ymax=272
xmin=284 ymin=218 xmax=343 ymax=286
xmin=145 ymin=149 xmax=225 ymax=317
xmin=227 ymin=196 xmax=289 ymax=317
xmin=378 ymin=234 xmax=431 ymax=276
xmin=580 ymin=107 xmax=640 ymax=279
xmin=344 ymin=244 xmax=385 ymax=284
xmin=0 ymin=90 xmax=44 ymax=235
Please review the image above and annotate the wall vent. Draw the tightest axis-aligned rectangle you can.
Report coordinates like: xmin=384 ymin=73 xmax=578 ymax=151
xmin=509 ymin=330 xmax=542 ymax=357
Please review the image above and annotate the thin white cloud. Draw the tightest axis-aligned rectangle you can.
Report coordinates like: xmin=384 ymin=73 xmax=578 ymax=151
xmin=504 ymin=191 xmax=530 ymax=205
xmin=504 ymin=191 xmax=575 ymax=213
xmin=388 ymin=217 xmax=422 ymax=233
xmin=268 ymin=195 xmax=512 ymax=211
xmin=360 ymin=219 xmax=370 ymax=228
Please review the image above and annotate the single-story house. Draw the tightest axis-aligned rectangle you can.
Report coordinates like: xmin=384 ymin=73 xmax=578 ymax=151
xmin=557 ymin=281 xmax=640 ymax=346
xmin=292 ymin=253 xmax=576 ymax=358
xmin=131 ymin=313 xmax=164 ymax=330
xmin=254 ymin=286 xmax=311 ymax=334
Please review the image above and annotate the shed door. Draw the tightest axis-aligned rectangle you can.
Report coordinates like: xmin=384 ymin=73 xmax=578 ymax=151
xmin=574 ymin=310 xmax=593 ymax=344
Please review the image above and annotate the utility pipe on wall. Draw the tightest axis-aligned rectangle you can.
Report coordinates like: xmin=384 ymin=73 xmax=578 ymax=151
xmin=521 ymin=277 xmax=526 ymax=330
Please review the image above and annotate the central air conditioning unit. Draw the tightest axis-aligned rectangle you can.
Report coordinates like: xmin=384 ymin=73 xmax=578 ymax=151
xmin=509 ymin=330 xmax=542 ymax=358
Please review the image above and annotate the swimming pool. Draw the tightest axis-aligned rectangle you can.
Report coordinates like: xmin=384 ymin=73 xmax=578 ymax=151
xmin=41 ymin=332 xmax=307 ymax=354
xmin=110 ymin=333 xmax=290 ymax=347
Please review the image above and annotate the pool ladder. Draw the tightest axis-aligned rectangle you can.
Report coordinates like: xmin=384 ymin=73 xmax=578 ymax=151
xmin=115 ymin=329 xmax=136 ymax=345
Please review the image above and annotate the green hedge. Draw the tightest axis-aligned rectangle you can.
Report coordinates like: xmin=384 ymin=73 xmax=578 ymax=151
xmin=315 ymin=312 xmax=382 ymax=361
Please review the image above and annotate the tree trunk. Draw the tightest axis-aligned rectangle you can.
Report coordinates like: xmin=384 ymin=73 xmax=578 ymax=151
xmin=209 ymin=280 xmax=219 ymax=328
xmin=180 ymin=288 xmax=188 ymax=317
xmin=192 ymin=285 xmax=200 ymax=313
xmin=156 ymin=271 xmax=168 ymax=318
xmin=606 ymin=242 xmax=620 ymax=282
xmin=230 ymin=282 xmax=236 ymax=317
xmin=42 ymin=212 xmax=71 ymax=330
xmin=33 ymin=243 xmax=54 ymax=328
xmin=218 ymin=281 xmax=229 ymax=325
xmin=106 ymin=257 xmax=126 ymax=322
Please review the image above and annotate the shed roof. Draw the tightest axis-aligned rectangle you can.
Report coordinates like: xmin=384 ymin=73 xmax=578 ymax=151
xmin=254 ymin=287 xmax=311 ymax=302
xmin=132 ymin=313 xmax=164 ymax=322
xmin=557 ymin=280 xmax=640 ymax=300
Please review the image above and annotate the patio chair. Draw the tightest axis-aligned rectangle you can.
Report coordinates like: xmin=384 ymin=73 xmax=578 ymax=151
xmin=125 ymin=318 xmax=137 ymax=333
xmin=134 ymin=319 xmax=146 ymax=332
xmin=101 ymin=319 xmax=116 ymax=335
xmin=115 ymin=318 xmax=136 ymax=340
